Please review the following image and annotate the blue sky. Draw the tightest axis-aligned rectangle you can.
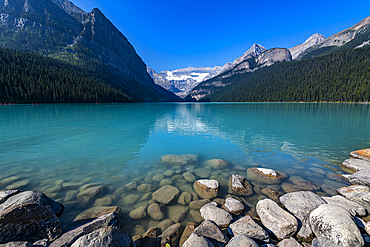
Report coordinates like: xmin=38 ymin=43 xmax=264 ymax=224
xmin=71 ymin=0 xmax=370 ymax=72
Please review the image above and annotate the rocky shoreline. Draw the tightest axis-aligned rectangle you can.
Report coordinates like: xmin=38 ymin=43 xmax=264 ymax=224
xmin=1 ymin=149 xmax=370 ymax=246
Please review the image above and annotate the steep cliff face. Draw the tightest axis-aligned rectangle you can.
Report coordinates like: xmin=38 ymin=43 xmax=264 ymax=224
xmin=0 ymin=0 xmax=180 ymax=101
xmin=289 ymin=33 xmax=325 ymax=59
xmin=187 ymin=47 xmax=292 ymax=101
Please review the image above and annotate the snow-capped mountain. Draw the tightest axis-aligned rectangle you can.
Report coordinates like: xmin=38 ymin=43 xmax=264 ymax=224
xmin=148 ymin=63 xmax=231 ymax=98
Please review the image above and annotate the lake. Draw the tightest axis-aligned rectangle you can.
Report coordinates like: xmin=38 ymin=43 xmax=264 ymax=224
xmin=0 ymin=103 xmax=369 ymax=237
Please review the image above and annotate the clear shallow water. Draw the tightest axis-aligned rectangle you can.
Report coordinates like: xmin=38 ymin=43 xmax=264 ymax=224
xmin=0 ymin=103 xmax=370 ymax=236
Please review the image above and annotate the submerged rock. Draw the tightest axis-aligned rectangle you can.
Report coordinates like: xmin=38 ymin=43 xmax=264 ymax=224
xmin=137 ymin=184 xmax=156 ymax=193
xmin=200 ymin=202 xmax=232 ymax=227
xmin=74 ymin=206 xmax=120 ymax=222
xmin=228 ymin=215 xmax=269 ymax=242
xmin=194 ymin=179 xmax=220 ymax=199
xmin=168 ymin=205 xmax=189 ymax=223
xmin=147 ymin=203 xmax=164 ymax=221
xmin=160 ymin=154 xmax=198 ymax=166
xmin=159 ymin=223 xmax=183 ymax=247
xmin=178 ymin=192 xmax=192 ymax=205
xmin=204 ymin=159 xmax=230 ymax=169
xmin=183 ymin=172 xmax=196 ymax=182
xmin=129 ymin=206 xmax=147 ymax=219
xmin=342 ymin=158 xmax=370 ymax=172
xmin=152 ymin=185 xmax=180 ymax=204
xmin=281 ymin=182 xmax=314 ymax=193
xmin=189 ymin=199 xmax=211 ymax=210
xmin=247 ymin=168 xmax=288 ymax=184
xmin=310 ymin=204 xmax=364 ymax=247
xmin=122 ymin=194 xmax=140 ymax=205
xmin=194 ymin=168 xmax=211 ymax=178
xmin=76 ymin=186 xmax=106 ymax=204
xmin=350 ymin=149 xmax=370 ymax=162
xmin=228 ymin=174 xmax=253 ymax=196
xmin=288 ymin=176 xmax=320 ymax=191
xmin=256 ymin=199 xmax=298 ymax=240
xmin=179 ymin=222 xmax=197 ymax=247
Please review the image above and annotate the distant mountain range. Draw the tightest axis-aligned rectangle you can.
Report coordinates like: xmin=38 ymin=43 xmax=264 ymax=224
xmin=0 ymin=0 xmax=180 ymax=102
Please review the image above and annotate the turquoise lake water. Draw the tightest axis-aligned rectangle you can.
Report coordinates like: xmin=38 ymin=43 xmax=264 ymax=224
xmin=1 ymin=103 xmax=370 ymax=236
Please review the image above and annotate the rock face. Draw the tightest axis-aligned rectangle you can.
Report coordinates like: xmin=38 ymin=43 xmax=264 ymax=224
xmin=193 ymin=180 xmax=220 ymax=199
xmin=350 ymin=149 xmax=370 ymax=161
xmin=279 ymin=191 xmax=326 ymax=239
xmin=200 ymin=202 xmax=233 ymax=227
xmin=152 ymin=185 xmax=180 ymax=204
xmin=289 ymin=33 xmax=325 ymax=59
xmin=337 ymin=185 xmax=370 ymax=210
xmin=341 ymin=158 xmax=370 ymax=172
xmin=309 ymin=204 xmax=364 ymax=247
xmin=228 ymin=174 xmax=253 ymax=196
xmin=322 ymin=195 xmax=367 ymax=216
xmin=256 ymin=199 xmax=298 ymax=240
xmin=247 ymin=168 xmax=288 ymax=184
xmin=160 ymin=154 xmax=198 ymax=166
xmin=228 ymin=215 xmax=269 ymax=242
xmin=347 ymin=169 xmax=370 ymax=186
xmin=70 ymin=226 xmax=134 ymax=247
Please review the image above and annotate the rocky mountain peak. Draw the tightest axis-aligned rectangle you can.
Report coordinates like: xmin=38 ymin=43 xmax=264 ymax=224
xmin=51 ymin=0 xmax=86 ymax=21
xmin=233 ymin=43 xmax=267 ymax=65
xmin=289 ymin=33 xmax=325 ymax=59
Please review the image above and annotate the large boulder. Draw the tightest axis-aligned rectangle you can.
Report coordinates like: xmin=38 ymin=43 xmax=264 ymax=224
xmin=204 ymin=159 xmax=230 ymax=169
xmin=310 ymin=204 xmax=364 ymax=247
xmin=70 ymin=226 xmax=135 ymax=247
xmin=152 ymin=185 xmax=180 ymax=204
xmin=337 ymin=185 xmax=370 ymax=210
xmin=50 ymin=213 xmax=119 ymax=247
xmin=193 ymin=220 xmax=229 ymax=246
xmin=256 ymin=199 xmax=298 ymax=240
xmin=228 ymin=174 xmax=253 ymax=196
xmin=350 ymin=149 xmax=370 ymax=161
xmin=200 ymin=202 xmax=233 ymax=227
xmin=228 ymin=215 xmax=269 ymax=242
xmin=193 ymin=180 xmax=220 ymax=199
xmin=247 ymin=168 xmax=288 ymax=184
xmin=160 ymin=154 xmax=198 ymax=166
xmin=322 ymin=195 xmax=367 ymax=216
xmin=279 ymin=191 xmax=326 ymax=240
xmin=222 ymin=197 xmax=244 ymax=215
xmin=347 ymin=169 xmax=370 ymax=186
xmin=0 ymin=191 xmax=63 ymax=217
xmin=341 ymin=158 xmax=370 ymax=172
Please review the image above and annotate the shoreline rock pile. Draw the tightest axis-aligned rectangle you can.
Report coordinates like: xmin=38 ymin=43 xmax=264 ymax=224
xmin=1 ymin=149 xmax=370 ymax=246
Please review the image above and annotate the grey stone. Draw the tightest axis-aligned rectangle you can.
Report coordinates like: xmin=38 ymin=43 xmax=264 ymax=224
xmin=277 ymin=237 xmax=303 ymax=247
xmin=70 ymin=226 xmax=134 ymax=247
xmin=322 ymin=195 xmax=367 ymax=216
xmin=193 ymin=220 xmax=229 ymax=245
xmin=200 ymin=203 xmax=232 ymax=227
xmin=0 ymin=190 xmax=20 ymax=203
xmin=309 ymin=204 xmax=364 ymax=247
xmin=279 ymin=191 xmax=326 ymax=240
xmin=337 ymin=185 xmax=370 ymax=210
xmin=124 ymin=182 xmax=137 ymax=191
xmin=182 ymin=233 xmax=215 ymax=247
xmin=189 ymin=199 xmax=211 ymax=210
xmin=288 ymin=176 xmax=320 ymax=191
xmin=0 ymin=242 xmax=31 ymax=247
xmin=247 ymin=167 xmax=288 ymax=185
xmin=311 ymin=237 xmax=338 ymax=247
xmin=347 ymin=169 xmax=370 ymax=186
xmin=159 ymin=223 xmax=183 ymax=247
xmin=0 ymin=191 xmax=63 ymax=217
xmin=163 ymin=169 xmax=175 ymax=176
xmin=222 ymin=197 xmax=244 ymax=214
xmin=94 ymin=196 xmax=113 ymax=207
xmin=76 ymin=186 xmax=106 ymax=204
xmin=147 ymin=203 xmax=164 ymax=221
xmin=64 ymin=190 xmax=79 ymax=202
xmin=160 ymin=154 xmax=198 ymax=166
xmin=50 ymin=213 xmax=118 ymax=247
xmin=281 ymin=182 xmax=314 ymax=193
xmin=204 ymin=159 xmax=230 ymax=169
xmin=168 ymin=205 xmax=189 ymax=223
xmin=228 ymin=174 xmax=253 ymax=197
xmin=183 ymin=172 xmax=196 ymax=182
xmin=122 ymin=194 xmax=140 ymax=205
xmin=228 ymin=215 xmax=269 ymax=242
xmin=178 ymin=192 xmax=192 ymax=205
xmin=194 ymin=180 xmax=220 ymax=199
xmin=73 ymin=206 xmax=119 ymax=222
xmin=342 ymin=158 xmax=370 ymax=172
xmin=152 ymin=185 xmax=180 ymax=204
xmin=0 ymin=204 xmax=62 ymax=244
xmin=129 ymin=206 xmax=147 ymax=219
xmin=194 ymin=168 xmax=211 ymax=178
xmin=137 ymin=184 xmax=155 ymax=193
xmin=179 ymin=222 xmax=197 ymax=247
xmin=157 ymin=219 xmax=174 ymax=232
xmin=256 ymin=199 xmax=298 ymax=240
xmin=159 ymin=179 xmax=173 ymax=186
xmin=225 ymin=234 xmax=259 ymax=247
xmin=32 ymin=239 xmax=49 ymax=247
xmin=152 ymin=174 xmax=165 ymax=182
xmin=189 ymin=210 xmax=203 ymax=223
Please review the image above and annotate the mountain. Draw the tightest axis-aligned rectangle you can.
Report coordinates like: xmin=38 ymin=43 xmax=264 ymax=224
xmin=0 ymin=0 xmax=181 ymax=102
xmin=298 ymin=15 xmax=370 ymax=59
xmin=187 ymin=46 xmax=291 ymax=101
xmin=148 ymin=63 xmax=231 ymax=98
xmin=289 ymin=33 xmax=325 ymax=59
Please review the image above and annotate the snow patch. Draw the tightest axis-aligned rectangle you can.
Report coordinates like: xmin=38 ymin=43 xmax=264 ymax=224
xmin=197 ymin=179 xmax=219 ymax=189
xmin=257 ymin=168 xmax=277 ymax=176
xmin=355 ymin=40 xmax=370 ymax=49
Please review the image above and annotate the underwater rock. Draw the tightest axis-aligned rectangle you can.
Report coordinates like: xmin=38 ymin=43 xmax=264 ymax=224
xmin=122 ymin=194 xmax=140 ymax=205
xmin=137 ymin=184 xmax=156 ymax=193
xmin=168 ymin=205 xmax=189 ymax=223
xmin=163 ymin=169 xmax=175 ymax=176
xmin=194 ymin=179 xmax=220 ymax=199
xmin=228 ymin=174 xmax=253 ymax=197
xmin=153 ymin=174 xmax=165 ymax=182
xmin=147 ymin=203 xmax=164 ymax=221
xmin=247 ymin=168 xmax=288 ymax=185
xmin=159 ymin=223 xmax=183 ymax=247
xmin=183 ymin=172 xmax=196 ymax=182
xmin=203 ymin=159 xmax=230 ymax=169
xmin=94 ymin=196 xmax=113 ymax=207
xmin=194 ymin=168 xmax=211 ymax=178
xmin=178 ymin=192 xmax=192 ymax=205
xmin=288 ymin=176 xmax=320 ymax=191
xmin=160 ymin=154 xmax=198 ymax=166
xmin=281 ymin=182 xmax=314 ymax=193
xmin=152 ymin=185 xmax=180 ymax=204
xmin=179 ymin=222 xmax=197 ymax=247
xmin=76 ymin=186 xmax=106 ymax=204
xmin=73 ymin=206 xmax=119 ymax=222
xmin=129 ymin=206 xmax=147 ymax=219
xmin=159 ymin=179 xmax=173 ymax=186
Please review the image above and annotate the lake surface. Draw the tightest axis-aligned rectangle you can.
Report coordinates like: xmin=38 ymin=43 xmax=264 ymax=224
xmin=1 ymin=103 xmax=369 ymax=237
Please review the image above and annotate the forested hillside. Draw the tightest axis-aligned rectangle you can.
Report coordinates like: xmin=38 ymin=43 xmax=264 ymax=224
xmin=202 ymin=46 xmax=370 ymax=102
xmin=0 ymin=48 xmax=137 ymax=103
